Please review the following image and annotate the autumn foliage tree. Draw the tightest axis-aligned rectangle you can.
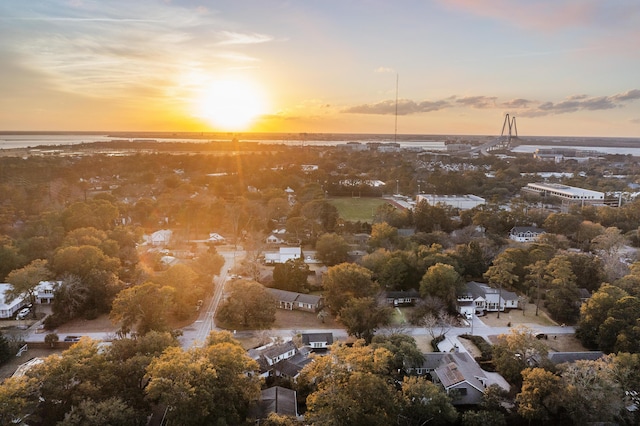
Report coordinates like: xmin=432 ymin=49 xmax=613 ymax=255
xmin=217 ymin=280 xmax=276 ymax=328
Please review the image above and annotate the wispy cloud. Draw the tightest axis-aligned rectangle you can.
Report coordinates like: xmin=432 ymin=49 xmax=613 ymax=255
xmin=342 ymin=89 xmax=640 ymax=118
xmin=343 ymin=99 xmax=451 ymax=115
xmin=520 ymin=90 xmax=640 ymax=117
xmin=455 ymin=96 xmax=497 ymax=109
xmin=216 ymin=31 xmax=273 ymax=46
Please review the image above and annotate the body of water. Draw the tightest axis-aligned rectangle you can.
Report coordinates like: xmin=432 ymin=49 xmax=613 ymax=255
xmin=511 ymin=145 xmax=640 ymax=157
xmin=0 ymin=133 xmax=448 ymax=150
xmin=2 ymin=133 xmax=638 ymax=155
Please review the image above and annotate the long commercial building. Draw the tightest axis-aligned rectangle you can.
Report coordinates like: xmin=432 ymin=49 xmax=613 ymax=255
xmin=522 ymin=182 xmax=605 ymax=204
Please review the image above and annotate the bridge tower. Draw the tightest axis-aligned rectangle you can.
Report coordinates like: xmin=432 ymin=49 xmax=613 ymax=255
xmin=498 ymin=113 xmax=518 ymax=149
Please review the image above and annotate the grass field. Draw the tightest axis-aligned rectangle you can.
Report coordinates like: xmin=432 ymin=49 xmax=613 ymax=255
xmin=327 ymin=197 xmax=389 ymax=222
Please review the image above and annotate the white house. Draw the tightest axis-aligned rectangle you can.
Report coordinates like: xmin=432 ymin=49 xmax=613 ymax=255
xmin=146 ymin=229 xmax=172 ymax=246
xmin=301 ymin=333 xmax=334 ymax=350
xmin=207 ymin=232 xmax=226 ymax=244
xmin=36 ymin=281 xmax=61 ymax=304
xmin=264 ymin=247 xmax=303 ymax=264
xmin=509 ymin=226 xmax=545 ymax=242
xmin=457 ymin=281 xmax=519 ymax=317
xmin=0 ymin=283 xmax=26 ymax=319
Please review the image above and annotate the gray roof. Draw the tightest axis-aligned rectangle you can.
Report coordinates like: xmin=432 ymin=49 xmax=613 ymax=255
xmin=548 ymin=351 xmax=605 ymax=365
xmin=463 ymin=281 xmax=519 ymax=302
xmin=258 ymin=386 xmax=298 ymax=418
xmin=510 ymin=226 xmax=545 ymax=234
xmin=261 ymin=341 xmax=297 ymax=361
xmin=434 ymin=352 xmax=487 ymax=393
xmin=267 ymin=288 xmax=322 ymax=305
xmin=301 ymin=333 xmax=334 ymax=346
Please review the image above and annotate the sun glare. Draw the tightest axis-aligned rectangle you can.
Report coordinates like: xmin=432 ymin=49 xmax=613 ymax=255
xmin=195 ymin=78 xmax=267 ymax=131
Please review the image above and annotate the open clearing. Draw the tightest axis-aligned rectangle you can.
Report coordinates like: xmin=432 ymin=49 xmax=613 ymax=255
xmin=327 ymin=197 xmax=389 ymax=222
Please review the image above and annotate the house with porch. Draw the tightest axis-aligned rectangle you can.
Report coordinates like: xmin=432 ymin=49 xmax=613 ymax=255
xmin=301 ymin=332 xmax=334 ymax=350
xmin=457 ymin=281 xmax=519 ymax=318
xmin=267 ymin=288 xmax=324 ymax=313
xmin=509 ymin=226 xmax=545 ymax=242
xmin=385 ymin=289 xmax=420 ymax=306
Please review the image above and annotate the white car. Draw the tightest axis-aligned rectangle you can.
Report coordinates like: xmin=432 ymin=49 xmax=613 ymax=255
xmin=16 ymin=308 xmax=30 ymax=320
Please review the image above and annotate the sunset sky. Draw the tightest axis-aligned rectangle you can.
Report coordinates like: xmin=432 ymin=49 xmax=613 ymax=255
xmin=1 ymin=0 xmax=639 ymax=137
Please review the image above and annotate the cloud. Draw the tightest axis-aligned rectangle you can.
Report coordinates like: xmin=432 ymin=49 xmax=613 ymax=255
xmin=342 ymin=89 xmax=640 ymax=118
xmin=502 ymin=98 xmax=532 ymax=108
xmin=520 ymin=89 xmax=640 ymax=117
xmin=455 ymin=96 xmax=497 ymax=109
xmin=343 ymin=99 xmax=451 ymax=115
xmin=216 ymin=31 xmax=273 ymax=45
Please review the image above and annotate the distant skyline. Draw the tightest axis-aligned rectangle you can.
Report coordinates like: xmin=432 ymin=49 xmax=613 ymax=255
xmin=1 ymin=0 xmax=639 ymax=137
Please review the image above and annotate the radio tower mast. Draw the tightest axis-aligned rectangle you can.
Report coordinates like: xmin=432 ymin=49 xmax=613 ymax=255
xmin=394 ymin=73 xmax=399 ymax=144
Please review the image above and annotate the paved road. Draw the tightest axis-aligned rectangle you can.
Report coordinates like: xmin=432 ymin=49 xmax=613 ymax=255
xmin=179 ymin=248 xmax=244 ymax=349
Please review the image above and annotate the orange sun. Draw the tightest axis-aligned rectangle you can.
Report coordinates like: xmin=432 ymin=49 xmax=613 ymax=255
xmin=195 ymin=78 xmax=267 ymax=131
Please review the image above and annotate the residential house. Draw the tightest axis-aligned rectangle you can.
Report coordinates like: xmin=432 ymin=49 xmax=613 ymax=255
xmin=252 ymin=386 xmax=299 ymax=420
xmin=249 ymin=341 xmax=311 ymax=380
xmin=409 ymin=352 xmax=509 ymax=405
xmin=146 ymin=229 xmax=172 ymax=246
xmin=267 ymin=288 xmax=324 ymax=313
xmin=263 ymin=247 xmax=303 ymax=264
xmin=36 ymin=281 xmax=61 ymax=304
xmin=207 ymin=232 xmax=225 ymax=244
xmin=0 ymin=283 xmax=26 ymax=319
xmin=509 ymin=226 xmax=545 ymax=242
xmin=266 ymin=234 xmax=285 ymax=245
xmin=457 ymin=281 xmax=519 ymax=318
xmin=434 ymin=355 xmax=489 ymax=405
xmin=301 ymin=332 xmax=334 ymax=350
xmin=385 ymin=289 xmax=420 ymax=306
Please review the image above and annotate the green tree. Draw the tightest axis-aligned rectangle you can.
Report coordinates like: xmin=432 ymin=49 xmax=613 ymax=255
xmin=377 ymin=255 xmax=410 ymax=291
xmin=0 ymin=236 xmax=26 ymax=281
xmin=559 ymin=358 xmax=625 ymax=425
xmin=338 ymin=297 xmax=392 ymax=343
xmin=5 ymin=258 xmax=51 ymax=318
xmin=322 ymin=263 xmax=379 ymax=315
xmin=371 ymin=334 xmax=425 ymax=376
xmin=145 ymin=332 xmax=261 ymax=426
xmin=315 ymin=232 xmax=350 ymax=266
xmin=544 ymin=255 xmax=580 ymax=323
xmin=368 ymin=222 xmax=399 ymax=251
xmin=58 ymin=397 xmax=142 ymax=426
xmin=516 ymin=367 xmax=562 ymax=423
xmin=577 ymin=283 xmax=627 ymax=349
xmin=483 ymin=256 xmax=517 ymax=319
xmin=598 ymin=295 xmax=640 ymax=353
xmin=110 ymin=282 xmax=175 ymax=336
xmin=153 ymin=263 xmax=200 ymax=320
xmin=419 ymin=263 xmax=464 ymax=313
xmin=272 ymin=257 xmax=310 ymax=292
xmin=217 ymin=280 xmax=276 ymax=328
xmin=399 ymin=376 xmax=458 ymax=426
xmin=0 ymin=376 xmax=40 ymax=425
xmin=492 ymin=326 xmax=549 ymax=387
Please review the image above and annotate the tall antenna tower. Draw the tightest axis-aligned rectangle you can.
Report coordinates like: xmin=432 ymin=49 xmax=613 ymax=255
xmin=394 ymin=73 xmax=398 ymax=143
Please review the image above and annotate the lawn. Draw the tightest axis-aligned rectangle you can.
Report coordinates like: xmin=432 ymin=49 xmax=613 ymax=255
xmin=327 ymin=197 xmax=389 ymax=222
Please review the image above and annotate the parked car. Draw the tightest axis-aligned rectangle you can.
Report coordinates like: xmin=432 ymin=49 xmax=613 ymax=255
xmin=16 ymin=308 xmax=30 ymax=320
xmin=64 ymin=336 xmax=81 ymax=342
